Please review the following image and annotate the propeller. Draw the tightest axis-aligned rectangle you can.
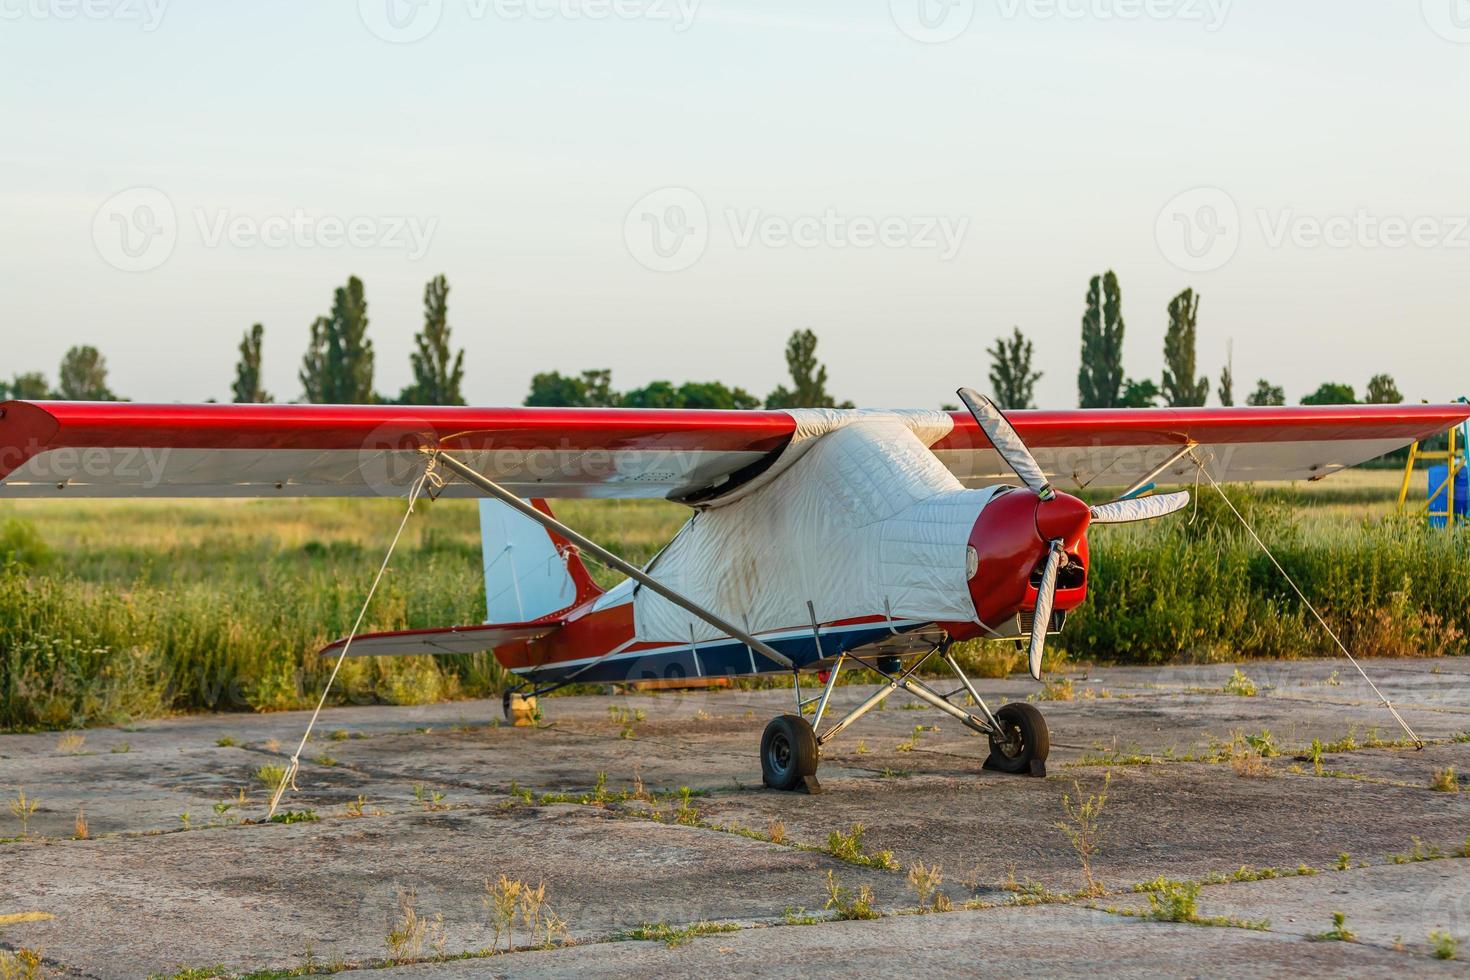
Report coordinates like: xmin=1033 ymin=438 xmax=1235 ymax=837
xmin=956 ymin=387 xmax=1193 ymax=683
xmin=957 ymin=387 xmax=1053 ymax=499
xmin=1090 ymin=490 xmax=1191 ymax=525
xmin=1028 ymin=540 xmax=1063 ymax=681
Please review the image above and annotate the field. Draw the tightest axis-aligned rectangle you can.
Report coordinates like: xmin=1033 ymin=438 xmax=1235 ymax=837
xmin=0 ymin=468 xmax=1466 ymax=732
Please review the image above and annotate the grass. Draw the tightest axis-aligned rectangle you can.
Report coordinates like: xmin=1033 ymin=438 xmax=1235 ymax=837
xmin=2 ymin=474 xmax=1468 ymax=731
xmin=617 ymin=921 xmax=739 ymax=947
xmin=826 ymin=822 xmax=898 ymax=870
xmin=1430 ymin=929 xmax=1460 ymax=960
xmin=1314 ymin=911 xmax=1356 ymax=942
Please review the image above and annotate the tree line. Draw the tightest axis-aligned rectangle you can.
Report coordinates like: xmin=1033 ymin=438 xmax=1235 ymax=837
xmin=0 ymin=270 xmax=1405 ymax=411
xmin=984 ymin=270 xmax=1403 ymax=410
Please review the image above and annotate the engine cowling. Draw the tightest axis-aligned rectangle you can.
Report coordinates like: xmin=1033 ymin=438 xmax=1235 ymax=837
xmin=942 ymin=487 xmax=1091 ymax=641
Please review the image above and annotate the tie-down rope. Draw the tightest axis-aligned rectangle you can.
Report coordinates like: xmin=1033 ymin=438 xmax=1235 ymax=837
xmin=1190 ymin=451 xmax=1423 ymax=748
xmin=267 ymin=457 xmax=443 ymax=818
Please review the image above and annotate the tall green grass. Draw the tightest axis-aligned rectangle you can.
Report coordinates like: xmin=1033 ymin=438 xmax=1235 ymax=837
xmin=0 ymin=483 xmax=1464 ymax=731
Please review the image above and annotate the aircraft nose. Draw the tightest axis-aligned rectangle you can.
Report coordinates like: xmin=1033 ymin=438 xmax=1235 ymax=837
xmin=1035 ymin=491 xmax=1091 ymax=547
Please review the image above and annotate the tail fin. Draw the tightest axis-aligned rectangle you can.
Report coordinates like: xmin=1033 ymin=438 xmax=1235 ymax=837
xmin=479 ymin=498 xmax=602 ymax=624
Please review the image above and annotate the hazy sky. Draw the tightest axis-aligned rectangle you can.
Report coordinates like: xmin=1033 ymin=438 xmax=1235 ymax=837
xmin=3 ymin=1 xmax=1467 ymax=409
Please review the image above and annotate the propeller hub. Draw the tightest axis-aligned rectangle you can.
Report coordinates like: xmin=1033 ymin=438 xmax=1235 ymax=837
xmin=1035 ymin=491 xmax=1091 ymax=549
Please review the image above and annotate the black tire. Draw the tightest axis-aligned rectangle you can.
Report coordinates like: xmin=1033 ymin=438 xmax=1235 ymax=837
xmin=761 ymin=714 xmax=819 ymax=791
xmin=986 ymin=702 xmax=1050 ymax=774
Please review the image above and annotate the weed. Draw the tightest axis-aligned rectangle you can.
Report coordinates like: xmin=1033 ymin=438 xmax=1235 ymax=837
xmin=1224 ymin=669 xmax=1256 ymax=697
xmin=344 ymin=796 xmax=378 ymax=818
xmin=896 ymin=724 xmax=936 ymax=752
xmin=855 ymin=740 xmax=868 ymax=754
xmin=1146 ymin=880 xmax=1200 ymax=922
xmin=1336 ymin=852 xmax=1352 ymax=871
xmin=1036 ymin=677 xmax=1075 ymax=701
xmin=1390 ymin=837 xmax=1444 ymax=864
xmin=254 ymin=764 xmax=288 ymax=794
xmin=111 ymin=742 xmax=131 ymax=754
xmin=215 ymin=736 xmax=238 ymax=748
xmin=412 ymin=783 xmax=447 ymax=812
xmin=826 ymin=823 xmax=898 ymax=870
xmin=9 ymin=788 xmax=38 ymax=836
xmin=907 ymin=862 xmax=951 ymax=912
xmin=781 ymin=907 xmax=825 ymax=925
xmin=767 ymin=819 xmax=785 ymax=845
xmin=73 ymin=808 xmax=88 ymax=840
xmin=1430 ymin=766 xmax=1460 ymax=793
xmin=619 ymin=921 xmax=739 ymax=948
xmin=268 ymin=810 xmax=319 ymax=824
xmin=1430 ymin=930 xmax=1460 ymax=960
xmin=673 ymin=786 xmax=700 ymax=826
xmin=329 ymin=729 xmax=349 ymax=741
xmin=824 ymin=871 xmax=880 ymax=921
xmin=178 ymin=812 xmax=191 ymax=830
xmin=1315 ymin=911 xmax=1355 ymax=942
xmin=1055 ymin=772 xmax=1111 ymax=896
xmin=484 ymin=876 xmax=567 ymax=953
xmin=0 ymin=949 xmax=44 ymax=980
xmin=313 ymin=754 xmax=338 ymax=768
xmin=385 ymin=888 xmax=445 ymax=963
xmin=56 ymin=732 xmax=85 ymax=754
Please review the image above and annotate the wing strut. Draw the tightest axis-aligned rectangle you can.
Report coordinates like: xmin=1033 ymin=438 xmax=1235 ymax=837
xmin=428 ymin=449 xmax=796 ymax=671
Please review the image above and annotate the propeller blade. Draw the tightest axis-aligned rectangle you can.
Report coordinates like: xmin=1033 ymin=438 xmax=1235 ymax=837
xmin=956 ymin=387 xmax=1053 ymax=499
xmin=1028 ymin=541 xmax=1063 ymax=682
xmin=1089 ymin=490 xmax=1191 ymax=525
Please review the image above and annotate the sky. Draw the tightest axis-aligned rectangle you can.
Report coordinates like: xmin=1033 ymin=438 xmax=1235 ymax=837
xmin=2 ymin=0 xmax=1468 ymax=410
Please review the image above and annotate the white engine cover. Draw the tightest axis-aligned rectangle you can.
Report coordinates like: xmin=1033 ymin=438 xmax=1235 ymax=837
xmin=634 ymin=415 xmax=1001 ymax=642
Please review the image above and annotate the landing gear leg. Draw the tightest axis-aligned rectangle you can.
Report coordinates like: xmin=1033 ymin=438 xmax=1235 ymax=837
xmin=503 ymin=691 xmax=538 ymax=727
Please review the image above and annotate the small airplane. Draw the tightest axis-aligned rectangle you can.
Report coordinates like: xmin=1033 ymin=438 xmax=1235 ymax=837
xmin=2 ymin=393 xmax=1465 ymax=793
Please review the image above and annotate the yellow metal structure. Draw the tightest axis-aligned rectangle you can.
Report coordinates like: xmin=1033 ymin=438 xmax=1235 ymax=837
xmin=1397 ymin=408 xmax=1466 ymax=529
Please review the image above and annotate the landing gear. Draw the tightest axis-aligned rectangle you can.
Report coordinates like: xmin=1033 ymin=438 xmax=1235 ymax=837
xmin=984 ymin=701 xmax=1049 ymax=777
xmin=760 ymin=714 xmax=821 ymax=793
xmin=758 ymin=645 xmax=1051 ymax=791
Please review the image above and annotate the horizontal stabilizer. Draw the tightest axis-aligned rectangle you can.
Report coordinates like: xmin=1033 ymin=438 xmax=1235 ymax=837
xmin=318 ymin=622 xmax=557 ymax=659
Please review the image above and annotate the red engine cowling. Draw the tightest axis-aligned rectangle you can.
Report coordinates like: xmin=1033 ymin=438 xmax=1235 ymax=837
xmin=942 ymin=488 xmax=1091 ymax=641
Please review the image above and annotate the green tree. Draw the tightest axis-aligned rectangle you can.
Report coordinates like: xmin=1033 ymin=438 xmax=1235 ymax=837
xmin=621 ymin=380 xmax=761 ymax=410
xmin=677 ymin=381 xmax=760 ymax=410
xmin=1161 ymin=289 xmax=1209 ymax=407
xmin=1078 ymin=271 xmax=1126 ymax=408
xmin=399 ymin=275 xmax=466 ymax=406
xmin=524 ymin=370 xmax=618 ymax=407
xmin=231 ymin=324 xmax=272 ymax=403
xmin=1246 ymin=379 xmax=1286 ymax=406
xmin=1364 ymin=373 xmax=1403 ymax=404
xmin=0 ymin=373 xmax=51 ymax=400
xmin=1119 ymin=377 xmax=1160 ymax=408
xmin=300 ymin=276 xmax=375 ymax=403
xmin=765 ymin=329 xmax=852 ymax=409
xmin=57 ymin=346 xmax=118 ymax=400
xmin=1301 ymin=382 xmax=1356 ymax=406
xmin=987 ymin=327 xmax=1043 ymax=410
xmin=1217 ymin=341 xmax=1234 ymax=407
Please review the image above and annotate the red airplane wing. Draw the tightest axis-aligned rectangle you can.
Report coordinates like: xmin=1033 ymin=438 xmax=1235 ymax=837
xmin=0 ymin=400 xmax=1463 ymax=499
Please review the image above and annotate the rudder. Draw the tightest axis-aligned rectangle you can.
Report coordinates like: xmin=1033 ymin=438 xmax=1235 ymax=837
xmin=479 ymin=498 xmax=601 ymax=624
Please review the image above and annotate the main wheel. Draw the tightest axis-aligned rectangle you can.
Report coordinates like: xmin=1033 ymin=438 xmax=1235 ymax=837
xmin=986 ymin=702 xmax=1050 ymax=776
xmin=760 ymin=714 xmax=819 ymax=791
